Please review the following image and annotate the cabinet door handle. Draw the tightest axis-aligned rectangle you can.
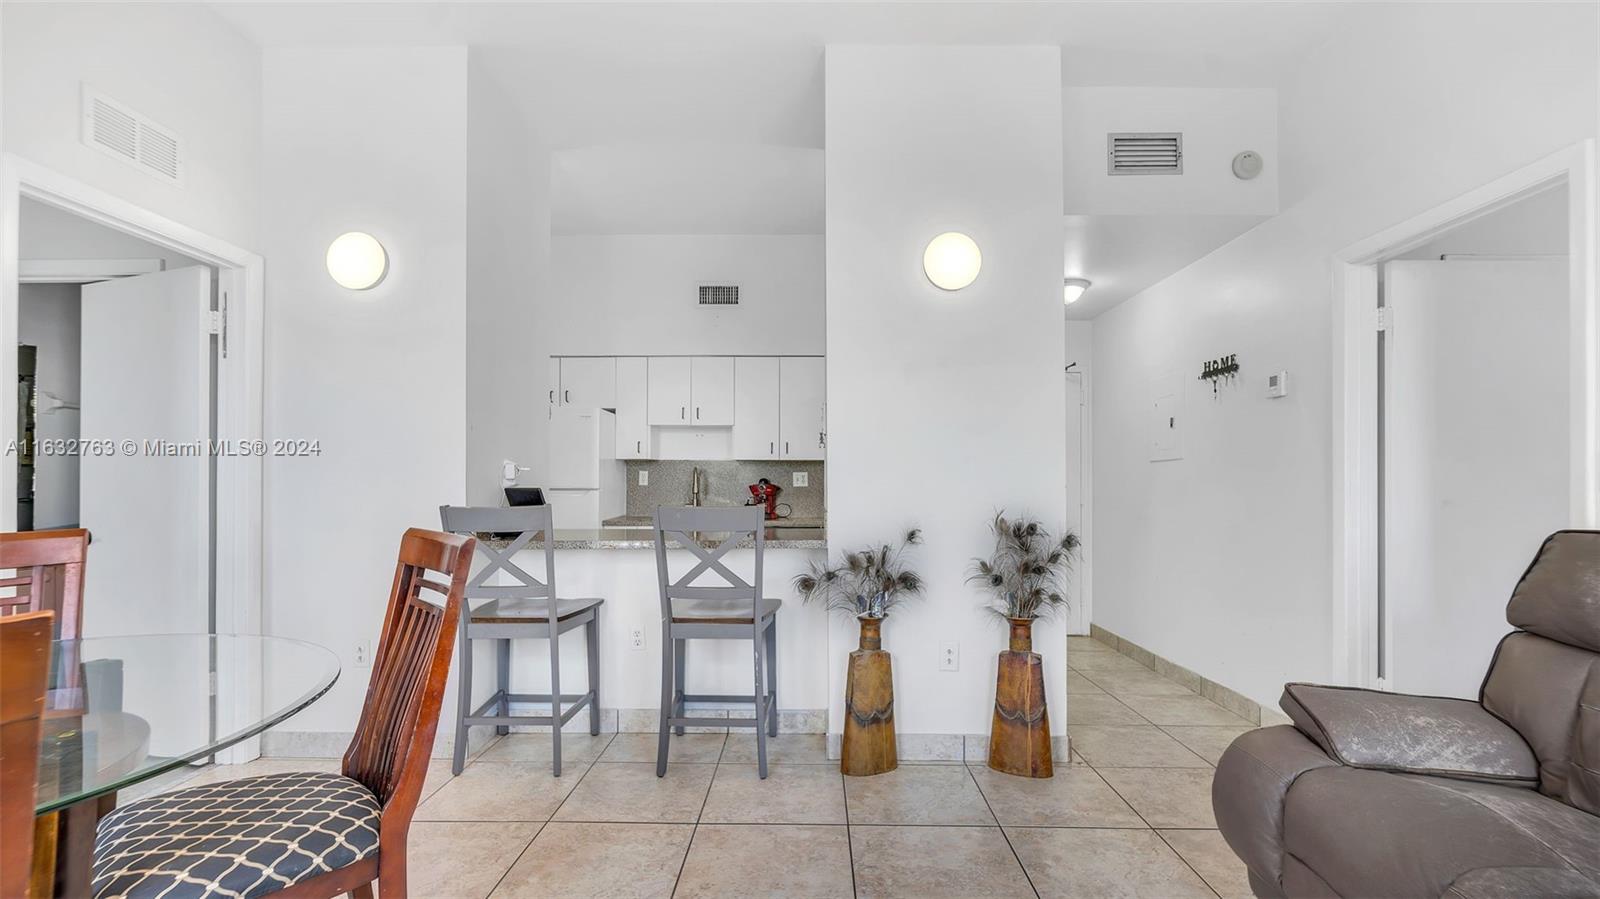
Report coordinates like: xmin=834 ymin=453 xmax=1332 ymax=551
xmin=637 ymin=440 xmax=642 ymax=453
xmin=770 ymin=441 xmax=774 ymax=455
xmin=564 ymin=390 xmax=570 ymax=403
xmin=681 ymin=406 xmax=686 ymax=420
xmin=549 ymin=389 xmax=554 ymax=403
xmin=696 ymin=407 xmax=701 ymax=420
xmin=785 ymin=441 xmax=790 ymax=455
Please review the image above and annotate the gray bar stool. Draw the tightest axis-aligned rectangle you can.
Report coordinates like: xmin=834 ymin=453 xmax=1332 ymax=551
xmin=653 ymin=505 xmax=779 ymax=778
xmin=440 ymin=503 xmax=602 ymax=776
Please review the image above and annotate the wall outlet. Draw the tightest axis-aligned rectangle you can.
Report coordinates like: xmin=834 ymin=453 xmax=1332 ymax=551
xmin=638 ymin=469 xmax=649 ymax=486
xmin=630 ymin=627 xmax=646 ymax=651
xmin=353 ymin=640 xmax=372 ymax=669
xmin=939 ymin=642 xmax=959 ymax=671
xmin=792 ymin=471 xmax=809 ymax=488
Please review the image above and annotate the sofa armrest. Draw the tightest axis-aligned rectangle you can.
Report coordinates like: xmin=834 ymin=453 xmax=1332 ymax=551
xmin=1280 ymin=683 xmax=1538 ymax=785
xmin=1213 ymin=725 xmax=1340 ymax=893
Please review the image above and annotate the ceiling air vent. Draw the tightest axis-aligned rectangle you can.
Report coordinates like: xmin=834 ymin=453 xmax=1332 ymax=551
xmin=1107 ymin=132 xmax=1182 ymax=176
xmin=82 ymin=85 xmax=184 ymax=185
xmin=698 ymin=284 xmax=740 ymax=306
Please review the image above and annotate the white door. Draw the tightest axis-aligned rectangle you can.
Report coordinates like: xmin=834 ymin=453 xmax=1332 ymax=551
xmin=79 ymin=266 xmax=213 ymax=755
xmin=615 ymin=356 xmax=650 ymax=458
xmin=779 ymin=356 xmax=825 ymax=460
xmin=1064 ymin=366 xmax=1087 ymax=634
xmin=733 ymin=357 xmax=780 ymax=459
xmin=648 ymin=357 xmax=692 ymax=425
xmin=690 ymin=356 xmax=734 ymax=426
xmin=559 ymin=357 xmax=616 ymax=409
xmin=1383 ymin=259 xmax=1568 ymax=697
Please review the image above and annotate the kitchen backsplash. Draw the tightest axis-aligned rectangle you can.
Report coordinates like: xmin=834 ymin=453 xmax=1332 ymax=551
xmin=625 ymin=460 xmax=825 ymax=521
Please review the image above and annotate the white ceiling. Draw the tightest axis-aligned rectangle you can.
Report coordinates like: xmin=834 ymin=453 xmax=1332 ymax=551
xmin=210 ymin=1 xmax=1358 ymax=314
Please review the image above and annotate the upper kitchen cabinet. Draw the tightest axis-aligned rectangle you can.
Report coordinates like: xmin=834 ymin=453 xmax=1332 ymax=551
xmin=557 ymin=356 xmax=617 ymax=409
xmin=647 ymin=356 xmax=692 ymax=425
xmin=733 ymin=357 xmax=781 ymax=459
xmin=690 ymin=357 xmax=735 ymax=426
xmin=780 ymin=356 xmax=825 ymax=460
xmin=614 ymin=356 xmax=649 ymax=458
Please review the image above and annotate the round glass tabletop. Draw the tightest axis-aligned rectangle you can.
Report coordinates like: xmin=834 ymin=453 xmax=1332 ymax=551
xmin=35 ymin=634 xmax=340 ymax=813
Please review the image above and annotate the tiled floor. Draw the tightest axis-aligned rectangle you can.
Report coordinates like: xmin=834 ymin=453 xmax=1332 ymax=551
xmin=143 ymin=635 xmax=1255 ymax=898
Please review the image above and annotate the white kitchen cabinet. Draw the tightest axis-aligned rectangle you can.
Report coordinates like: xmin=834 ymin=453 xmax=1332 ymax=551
xmin=691 ymin=356 xmax=735 ymax=426
xmin=558 ymin=357 xmax=616 ymax=409
xmin=780 ymin=356 xmax=826 ymax=460
xmin=547 ymin=357 xmax=561 ymax=412
xmin=732 ymin=357 xmax=780 ymax=459
xmin=647 ymin=356 xmax=692 ymax=425
xmin=614 ymin=356 xmax=650 ymax=458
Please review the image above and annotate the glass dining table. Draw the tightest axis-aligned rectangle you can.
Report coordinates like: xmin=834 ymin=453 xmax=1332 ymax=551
xmin=33 ymin=634 xmax=340 ymax=898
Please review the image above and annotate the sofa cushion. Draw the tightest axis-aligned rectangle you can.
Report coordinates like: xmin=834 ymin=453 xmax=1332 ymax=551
xmin=1280 ymin=683 xmax=1537 ymax=785
xmin=1505 ymin=530 xmax=1600 ymax=653
xmin=1480 ymin=631 xmax=1600 ymax=812
xmin=1282 ymin=767 xmax=1600 ymax=899
xmin=93 ymin=771 xmax=380 ymax=899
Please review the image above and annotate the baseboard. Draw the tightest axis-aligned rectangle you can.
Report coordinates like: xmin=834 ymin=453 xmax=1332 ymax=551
xmin=1087 ymin=623 xmax=1289 ymax=727
xmin=824 ymin=732 xmax=1071 ymax=764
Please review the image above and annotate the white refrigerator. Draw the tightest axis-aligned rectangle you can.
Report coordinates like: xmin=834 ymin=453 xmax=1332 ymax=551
xmin=547 ymin=407 xmax=626 ymax=528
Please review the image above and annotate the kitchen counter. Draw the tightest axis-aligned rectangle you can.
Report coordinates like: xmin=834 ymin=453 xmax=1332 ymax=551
xmin=481 ymin=527 xmax=826 ymax=551
xmin=602 ymin=514 xmax=826 ymax=530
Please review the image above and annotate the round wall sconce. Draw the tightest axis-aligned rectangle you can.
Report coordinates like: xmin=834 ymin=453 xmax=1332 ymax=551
xmin=923 ymin=232 xmax=982 ymax=291
xmin=326 ymin=231 xmax=388 ymax=290
xmin=1063 ymin=278 xmax=1092 ymax=305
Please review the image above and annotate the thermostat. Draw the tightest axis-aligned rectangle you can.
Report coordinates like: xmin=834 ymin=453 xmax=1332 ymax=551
xmin=1267 ymin=370 xmax=1290 ymax=398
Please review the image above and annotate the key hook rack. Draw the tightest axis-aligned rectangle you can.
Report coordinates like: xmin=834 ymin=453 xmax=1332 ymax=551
xmin=1199 ymin=354 xmax=1239 ymax=396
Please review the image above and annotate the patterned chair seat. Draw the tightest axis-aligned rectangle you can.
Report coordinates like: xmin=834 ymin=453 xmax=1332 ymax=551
xmin=92 ymin=771 xmax=381 ymax=899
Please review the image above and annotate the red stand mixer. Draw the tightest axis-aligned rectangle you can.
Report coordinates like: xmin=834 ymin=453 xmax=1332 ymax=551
xmin=746 ymin=478 xmax=784 ymax=520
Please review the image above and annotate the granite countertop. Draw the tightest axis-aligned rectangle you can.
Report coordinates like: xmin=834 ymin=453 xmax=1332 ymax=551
xmin=479 ymin=527 xmax=827 ymax=551
xmin=602 ymin=514 xmax=826 ymax=529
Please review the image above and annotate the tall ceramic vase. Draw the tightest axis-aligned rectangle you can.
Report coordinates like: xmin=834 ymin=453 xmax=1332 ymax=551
xmin=841 ymin=615 xmax=897 ymax=776
xmin=988 ymin=616 xmax=1053 ymax=777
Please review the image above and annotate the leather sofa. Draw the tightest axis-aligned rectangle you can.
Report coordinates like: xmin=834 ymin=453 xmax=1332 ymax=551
xmin=1213 ymin=530 xmax=1600 ymax=898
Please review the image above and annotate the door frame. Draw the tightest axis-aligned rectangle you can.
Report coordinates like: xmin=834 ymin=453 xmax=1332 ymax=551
xmin=1 ymin=154 xmax=267 ymax=762
xmin=1331 ymin=140 xmax=1596 ymax=687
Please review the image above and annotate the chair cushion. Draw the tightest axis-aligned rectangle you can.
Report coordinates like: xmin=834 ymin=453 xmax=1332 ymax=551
xmin=93 ymin=771 xmax=380 ymax=899
xmin=671 ymin=596 xmax=781 ymax=624
xmin=1282 ymin=766 xmax=1600 ymax=898
xmin=470 ymin=596 xmax=603 ymax=624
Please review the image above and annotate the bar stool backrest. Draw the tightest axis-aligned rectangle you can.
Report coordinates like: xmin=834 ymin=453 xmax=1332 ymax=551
xmin=439 ymin=504 xmax=558 ymax=619
xmin=652 ymin=506 xmax=764 ymax=622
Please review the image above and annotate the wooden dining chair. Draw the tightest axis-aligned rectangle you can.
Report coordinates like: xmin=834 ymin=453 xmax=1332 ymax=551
xmin=90 ymin=528 xmax=474 ymax=899
xmin=0 ymin=529 xmax=90 ymax=716
xmin=0 ymin=610 xmax=54 ymax=899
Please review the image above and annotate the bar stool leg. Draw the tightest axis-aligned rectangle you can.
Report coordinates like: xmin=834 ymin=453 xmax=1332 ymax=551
xmin=752 ymin=635 xmax=769 ymax=779
xmin=657 ymin=622 xmax=674 ymax=777
xmin=586 ymin=616 xmax=601 ymax=736
xmin=765 ymin=620 xmax=779 ymax=737
xmin=496 ymin=638 xmax=512 ymax=736
xmin=550 ymin=630 xmax=563 ymax=777
xmin=452 ymin=616 xmax=472 ymax=775
xmin=673 ymin=638 xmax=688 ymax=736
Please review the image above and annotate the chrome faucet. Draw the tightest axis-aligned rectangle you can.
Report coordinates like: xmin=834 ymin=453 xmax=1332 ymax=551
xmin=691 ymin=467 xmax=702 ymax=507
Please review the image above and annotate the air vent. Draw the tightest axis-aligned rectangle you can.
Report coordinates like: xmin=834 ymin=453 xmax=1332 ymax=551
xmin=1108 ymin=132 xmax=1182 ymax=175
xmin=698 ymin=284 xmax=739 ymax=306
xmin=82 ymin=85 xmax=184 ymax=185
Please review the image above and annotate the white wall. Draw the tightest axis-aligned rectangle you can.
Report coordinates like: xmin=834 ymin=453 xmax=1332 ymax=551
xmin=260 ymin=47 xmax=469 ymax=735
xmin=549 ymin=234 xmax=825 ymax=356
xmin=1090 ymin=1 xmax=1597 ymax=707
xmin=2 ymin=2 xmax=261 ymax=248
xmin=1063 ymin=87 xmax=1277 ymax=216
xmin=825 ymin=46 xmax=1066 ymax=746
xmin=18 ymin=284 xmax=81 ymax=529
xmin=466 ymin=56 xmax=550 ymax=504
xmin=1064 ymin=319 xmax=1093 ymax=635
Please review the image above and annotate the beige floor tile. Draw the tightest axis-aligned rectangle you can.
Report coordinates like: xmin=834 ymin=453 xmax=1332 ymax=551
xmin=1070 ymin=726 xmax=1210 ymax=768
xmin=1162 ymin=829 xmax=1253 ymax=898
xmin=968 ymin=764 xmax=1144 ymax=828
xmin=601 ymin=732 xmax=725 ymax=763
xmin=850 ymin=825 xmax=1033 ymax=898
xmin=421 ymin=758 xmax=457 ymax=803
xmin=490 ymin=822 xmax=691 ymax=898
xmin=552 ymin=762 xmax=714 ymax=823
xmin=1067 ymin=652 xmax=1152 ymax=676
xmin=1116 ymin=694 xmax=1252 ymax=727
xmin=1161 ymin=725 xmax=1252 ymax=765
xmin=1068 ymin=635 xmax=1114 ymax=653
xmin=701 ymin=763 xmax=846 ymax=824
xmin=1096 ymin=768 xmax=1218 ymax=828
xmin=1079 ymin=667 xmax=1199 ymax=697
xmin=407 ymin=821 xmax=539 ymax=899
xmin=1007 ymin=827 xmax=1214 ymax=898
xmin=675 ymin=824 xmax=854 ymax=899
xmin=476 ymin=732 xmax=613 ymax=765
xmin=843 ymin=764 xmax=995 ymax=825
xmin=721 ymin=733 xmax=833 ymax=764
xmin=1067 ymin=671 xmax=1107 ymax=694
xmin=416 ymin=761 xmax=580 ymax=822
xmin=1067 ymin=694 xmax=1147 ymax=726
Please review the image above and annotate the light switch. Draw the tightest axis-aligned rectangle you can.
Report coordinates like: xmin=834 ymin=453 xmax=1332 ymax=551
xmin=638 ymin=469 xmax=649 ymax=486
xmin=792 ymin=471 xmax=809 ymax=488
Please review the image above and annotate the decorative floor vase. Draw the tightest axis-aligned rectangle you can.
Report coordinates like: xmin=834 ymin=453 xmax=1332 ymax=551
xmin=841 ymin=616 xmax=897 ymax=776
xmin=988 ymin=617 xmax=1053 ymax=778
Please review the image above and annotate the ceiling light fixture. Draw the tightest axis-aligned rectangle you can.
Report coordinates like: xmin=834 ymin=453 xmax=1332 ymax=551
xmin=1063 ymin=278 xmax=1091 ymax=305
xmin=923 ymin=232 xmax=982 ymax=291
xmin=326 ymin=231 xmax=388 ymax=290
